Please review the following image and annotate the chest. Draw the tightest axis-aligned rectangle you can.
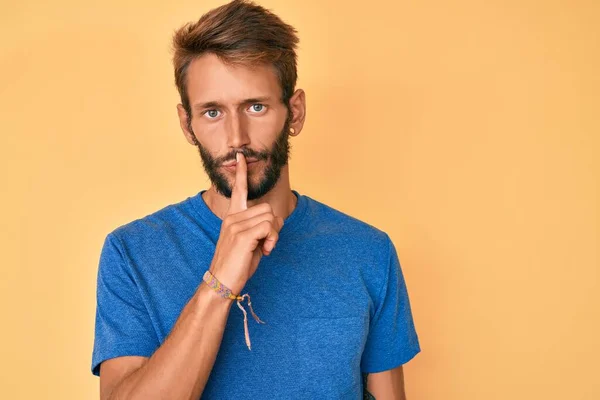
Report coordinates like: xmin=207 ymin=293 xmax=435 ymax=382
xmin=134 ymin=235 xmax=377 ymax=398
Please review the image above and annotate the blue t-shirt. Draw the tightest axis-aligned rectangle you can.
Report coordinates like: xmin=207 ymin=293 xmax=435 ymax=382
xmin=91 ymin=190 xmax=420 ymax=399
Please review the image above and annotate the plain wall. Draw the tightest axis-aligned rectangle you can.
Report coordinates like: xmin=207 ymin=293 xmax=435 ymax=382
xmin=1 ymin=0 xmax=598 ymax=398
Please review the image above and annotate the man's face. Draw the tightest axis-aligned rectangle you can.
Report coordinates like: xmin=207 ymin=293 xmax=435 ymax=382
xmin=181 ymin=53 xmax=291 ymax=200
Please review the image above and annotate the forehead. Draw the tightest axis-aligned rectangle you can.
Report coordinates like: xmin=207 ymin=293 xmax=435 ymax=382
xmin=185 ymin=53 xmax=281 ymax=104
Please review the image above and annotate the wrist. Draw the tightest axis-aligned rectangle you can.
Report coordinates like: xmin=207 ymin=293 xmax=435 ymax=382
xmin=208 ymin=265 xmax=246 ymax=296
xmin=197 ymin=280 xmax=234 ymax=310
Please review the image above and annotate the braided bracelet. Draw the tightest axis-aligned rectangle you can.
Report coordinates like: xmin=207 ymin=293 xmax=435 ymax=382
xmin=202 ymin=270 xmax=266 ymax=350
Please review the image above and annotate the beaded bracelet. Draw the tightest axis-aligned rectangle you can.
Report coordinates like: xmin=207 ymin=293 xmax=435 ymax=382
xmin=202 ymin=270 xmax=266 ymax=350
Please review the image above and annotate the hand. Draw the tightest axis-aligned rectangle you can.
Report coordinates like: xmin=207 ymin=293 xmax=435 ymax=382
xmin=208 ymin=152 xmax=284 ymax=295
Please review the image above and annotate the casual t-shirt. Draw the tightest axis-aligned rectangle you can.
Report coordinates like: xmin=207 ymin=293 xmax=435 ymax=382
xmin=91 ymin=190 xmax=420 ymax=399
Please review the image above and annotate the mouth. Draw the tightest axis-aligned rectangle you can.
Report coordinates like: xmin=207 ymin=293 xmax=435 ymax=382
xmin=222 ymin=158 xmax=260 ymax=171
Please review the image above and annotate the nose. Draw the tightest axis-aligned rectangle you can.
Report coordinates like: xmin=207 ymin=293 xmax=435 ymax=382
xmin=226 ymin=112 xmax=250 ymax=149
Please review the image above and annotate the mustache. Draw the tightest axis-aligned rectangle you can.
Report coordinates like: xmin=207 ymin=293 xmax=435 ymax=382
xmin=217 ymin=148 xmax=270 ymax=165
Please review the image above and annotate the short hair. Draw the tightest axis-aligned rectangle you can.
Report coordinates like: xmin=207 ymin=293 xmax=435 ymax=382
xmin=171 ymin=0 xmax=300 ymax=121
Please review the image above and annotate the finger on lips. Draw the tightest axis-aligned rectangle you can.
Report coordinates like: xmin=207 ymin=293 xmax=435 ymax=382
xmin=224 ymin=152 xmax=284 ymax=256
xmin=227 ymin=152 xmax=248 ymax=215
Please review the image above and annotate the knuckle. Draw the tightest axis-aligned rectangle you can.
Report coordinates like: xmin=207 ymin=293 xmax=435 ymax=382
xmin=255 ymin=220 xmax=266 ymax=230
xmin=258 ymin=220 xmax=271 ymax=233
xmin=232 ymin=232 xmax=243 ymax=245
xmin=228 ymin=222 xmax=240 ymax=235
xmin=259 ymin=202 xmax=273 ymax=213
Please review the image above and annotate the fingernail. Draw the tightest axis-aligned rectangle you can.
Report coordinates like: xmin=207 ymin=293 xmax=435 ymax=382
xmin=236 ymin=153 xmax=240 ymax=162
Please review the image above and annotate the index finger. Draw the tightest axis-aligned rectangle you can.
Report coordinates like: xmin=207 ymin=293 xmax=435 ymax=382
xmin=227 ymin=152 xmax=248 ymax=215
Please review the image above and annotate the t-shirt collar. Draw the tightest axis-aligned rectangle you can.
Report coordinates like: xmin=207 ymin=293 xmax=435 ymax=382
xmin=188 ymin=189 xmax=308 ymax=235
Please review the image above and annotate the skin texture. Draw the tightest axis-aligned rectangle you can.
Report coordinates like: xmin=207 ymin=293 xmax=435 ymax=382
xmin=365 ymin=366 xmax=407 ymax=399
xmin=99 ymin=52 xmax=408 ymax=398
xmin=176 ymin=52 xmax=303 ymax=220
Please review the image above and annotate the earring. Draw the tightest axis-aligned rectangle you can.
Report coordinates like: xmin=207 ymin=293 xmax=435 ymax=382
xmin=289 ymin=127 xmax=296 ymax=135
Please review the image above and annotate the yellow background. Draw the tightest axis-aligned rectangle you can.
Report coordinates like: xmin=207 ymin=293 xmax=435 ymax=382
xmin=1 ymin=0 xmax=598 ymax=398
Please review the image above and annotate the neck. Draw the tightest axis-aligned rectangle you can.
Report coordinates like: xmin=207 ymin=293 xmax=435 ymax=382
xmin=202 ymin=164 xmax=297 ymax=221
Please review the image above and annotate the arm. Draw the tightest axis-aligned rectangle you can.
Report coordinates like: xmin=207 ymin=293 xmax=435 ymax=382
xmin=101 ymin=283 xmax=233 ymax=400
xmin=365 ymin=365 xmax=406 ymax=400
xmin=98 ymin=153 xmax=282 ymax=400
xmin=360 ymin=236 xmax=420 ymax=399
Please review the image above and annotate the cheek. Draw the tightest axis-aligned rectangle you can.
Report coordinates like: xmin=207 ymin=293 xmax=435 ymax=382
xmin=194 ymin=124 xmax=227 ymax=153
xmin=248 ymin=116 xmax=284 ymax=147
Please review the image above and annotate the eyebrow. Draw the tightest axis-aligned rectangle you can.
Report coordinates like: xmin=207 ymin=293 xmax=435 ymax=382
xmin=192 ymin=96 xmax=272 ymax=111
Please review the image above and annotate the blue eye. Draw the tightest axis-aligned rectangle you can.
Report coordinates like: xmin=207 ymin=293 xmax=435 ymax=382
xmin=205 ymin=109 xmax=220 ymax=119
xmin=249 ymin=104 xmax=265 ymax=113
xmin=204 ymin=104 xmax=265 ymax=119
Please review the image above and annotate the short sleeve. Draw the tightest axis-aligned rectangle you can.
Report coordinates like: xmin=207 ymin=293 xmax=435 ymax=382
xmin=360 ymin=236 xmax=421 ymax=373
xmin=91 ymin=232 xmax=160 ymax=377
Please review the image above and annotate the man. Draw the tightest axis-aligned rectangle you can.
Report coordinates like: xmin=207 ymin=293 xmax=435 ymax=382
xmin=91 ymin=0 xmax=420 ymax=398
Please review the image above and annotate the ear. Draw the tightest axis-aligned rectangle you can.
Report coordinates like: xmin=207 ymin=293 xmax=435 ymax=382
xmin=177 ymin=104 xmax=199 ymax=145
xmin=287 ymin=89 xmax=306 ymax=137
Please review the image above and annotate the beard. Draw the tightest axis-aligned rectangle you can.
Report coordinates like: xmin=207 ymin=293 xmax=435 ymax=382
xmin=190 ymin=115 xmax=292 ymax=201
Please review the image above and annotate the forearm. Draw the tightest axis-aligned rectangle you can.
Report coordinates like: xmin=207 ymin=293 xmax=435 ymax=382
xmin=108 ymin=282 xmax=233 ymax=400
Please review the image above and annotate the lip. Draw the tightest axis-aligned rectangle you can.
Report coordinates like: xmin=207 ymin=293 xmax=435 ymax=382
xmin=222 ymin=159 xmax=260 ymax=171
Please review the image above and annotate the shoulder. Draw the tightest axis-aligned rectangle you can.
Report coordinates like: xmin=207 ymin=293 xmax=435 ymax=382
xmin=302 ymin=195 xmax=392 ymax=251
xmin=106 ymin=197 xmax=192 ymax=246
